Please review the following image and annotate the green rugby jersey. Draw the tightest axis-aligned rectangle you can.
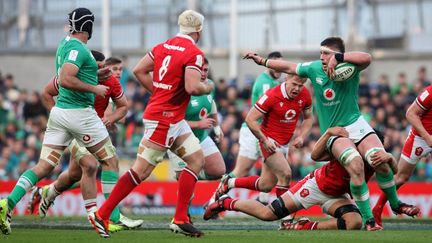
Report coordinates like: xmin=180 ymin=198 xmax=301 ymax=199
xmin=185 ymin=79 xmax=215 ymax=142
xmin=296 ymin=60 xmax=361 ymax=133
xmin=55 ymin=36 xmax=98 ymax=109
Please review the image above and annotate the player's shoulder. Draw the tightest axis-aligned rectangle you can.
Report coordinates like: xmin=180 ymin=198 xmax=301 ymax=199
xmin=103 ymin=75 xmax=120 ymax=87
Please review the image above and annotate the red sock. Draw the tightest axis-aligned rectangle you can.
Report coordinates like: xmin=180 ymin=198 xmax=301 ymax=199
xmin=303 ymin=221 xmax=318 ymax=230
xmin=234 ymin=175 xmax=260 ymax=190
xmin=275 ymin=185 xmax=289 ymax=197
xmin=374 ymin=192 xmax=388 ymax=211
xmin=98 ymin=169 xmax=141 ymax=220
xmin=174 ymin=167 xmax=198 ymax=223
xmin=222 ymin=198 xmax=238 ymax=211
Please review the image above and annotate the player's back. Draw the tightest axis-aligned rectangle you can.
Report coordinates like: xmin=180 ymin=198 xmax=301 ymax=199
xmin=144 ymin=34 xmax=204 ymax=123
xmin=315 ymin=159 xmax=375 ymax=196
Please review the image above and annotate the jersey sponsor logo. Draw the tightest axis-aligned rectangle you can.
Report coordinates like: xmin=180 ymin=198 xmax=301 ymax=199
xmin=163 ymin=43 xmax=185 ymax=51
xmin=258 ymin=94 xmax=268 ymax=105
xmin=323 ymin=88 xmax=335 ymax=101
xmin=68 ymin=50 xmax=79 ymax=61
xmin=420 ymin=90 xmax=429 ymax=102
xmin=284 ymin=109 xmax=296 ymax=120
xmin=153 ymin=81 xmax=173 ymax=90
xmin=316 ymin=78 xmax=323 ymax=85
xmin=279 ymin=102 xmax=283 ymax=107
xmin=199 ymin=108 xmax=207 ymax=119
xmin=415 ymin=147 xmax=424 ymax=156
xmin=301 ymin=62 xmax=312 ymax=67
xmin=82 ymin=134 xmax=91 ymax=143
xmin=300 ymin=188 xmax=309 ymax=198
xmin=207 ymin=95 xmax=212 ymax=103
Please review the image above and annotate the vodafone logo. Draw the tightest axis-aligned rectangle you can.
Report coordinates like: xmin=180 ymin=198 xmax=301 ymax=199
xmin=324 ymin=88 xmax=335 ymax=101
xmin=285 ymin=109 xmax=296 ymax=120
xmin=82 ymin=135 xmax=91 ymax=143
xmin=199 ymin=108 xmax=207 ymax=119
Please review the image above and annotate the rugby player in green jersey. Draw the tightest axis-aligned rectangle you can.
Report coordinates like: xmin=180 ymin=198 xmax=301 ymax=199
xmin=243 ymin=37 xmax=417 ymax=230
xmin=0 ymin=8 xmax=115 ymax=237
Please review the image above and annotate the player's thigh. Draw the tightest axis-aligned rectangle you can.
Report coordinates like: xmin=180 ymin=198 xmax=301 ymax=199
xmin=324 ymin=196 xmax=354 ymax=216
xmin=70 ymin=108 xmax=109 ymax=148
xmin=265 ymin=151 xmax=291 ymax=178
xmin=238 ymin=126 xmax=261 ymax=161
xmin=400 ymin=132 xmax=432 ymax=167
xmin=286 ymin=175 xmax=325 ymax=210
xmin=43 ymin=107 xmax=74 ymax=147
xmin=344 ymin=116 xmax=375 ymax=144
xmin=202 ymin=137 xmax=225 ymax=172
xmin=167 ymin=149 xmax=185 ymax=179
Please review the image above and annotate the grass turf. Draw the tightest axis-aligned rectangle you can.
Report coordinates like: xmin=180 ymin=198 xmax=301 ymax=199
xmin=1 ymin=229 xmax=431 ymax=243
xmin=2 ymin=216 xmax=431 ymax=242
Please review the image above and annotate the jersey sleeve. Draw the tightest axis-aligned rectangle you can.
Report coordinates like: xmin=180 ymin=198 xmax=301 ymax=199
xmin=52 ymin=75 xmax=59 ymax=92
xmin=296 ymin=61 xmax=313 ymax=77
xmin=110 ymin=76 xmax=124 ymax=100
xmin=303 ymin=88 xmax=312 ymax=109
xmin=416 ymin=86 xmax=432 ymax=110
xmin=254 ymin=91 xmax=275 ymax=114
xmin=62 ymin=43 xmax=89 ymax=69
xmin=184 ymin=49 xmax=204 ymax=74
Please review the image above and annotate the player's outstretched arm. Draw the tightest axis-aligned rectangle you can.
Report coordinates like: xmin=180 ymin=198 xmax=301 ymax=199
xmin=41 ymin=75 xmax=59 ymax=111
xmin=311 ymin=127 xmax=348 ymax=161
xmin=133 ymin=54 xmax=154 ymax=93
xmin=406 ymin=100 xmax=432 ymax=146
xmin=184 ymin=68 xmax=213 ymax=96
xmin=243 ymin=52 xmax=298 ymax=74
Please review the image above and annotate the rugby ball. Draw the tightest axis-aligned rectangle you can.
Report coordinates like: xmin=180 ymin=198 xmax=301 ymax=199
xmin=332 ymin=62 xmax=356 ymax=82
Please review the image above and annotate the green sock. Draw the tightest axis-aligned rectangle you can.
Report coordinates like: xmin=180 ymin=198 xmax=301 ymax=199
xmin=101 ymin=170 xmax=121 ymax=223
xmin=69 ymin=182 xmax=80 ymax=190
xmin=350 ymin=181 xmax=373 ymax=223
xmin=376 ymin=170 xmax=400 ymax=209
xmin=7 ymin=170 xmax=39 ymax=210
xmin=228 ymin=172 xmax=236 ymax=178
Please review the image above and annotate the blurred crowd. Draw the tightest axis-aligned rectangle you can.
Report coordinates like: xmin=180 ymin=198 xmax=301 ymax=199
xmin=1 ymin=64 xmax=432 ymax=182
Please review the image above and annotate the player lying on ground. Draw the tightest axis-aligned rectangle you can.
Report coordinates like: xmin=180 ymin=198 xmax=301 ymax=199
xmin=204 ymin=127 xmax=420 ymax=231
xmin=213 ymin=74 xmax=313 ymax=205
xmin=373 ymin=84 xmax=430 ymax=226
xmin=27 ymin=52 xmax=142 ymax=233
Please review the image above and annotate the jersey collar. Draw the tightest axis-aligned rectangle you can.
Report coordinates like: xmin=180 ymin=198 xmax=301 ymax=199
xmin=176 ymin=33 xmax=196 ymax=44
xmin=281 ymin=82 xmax=289 ymax=99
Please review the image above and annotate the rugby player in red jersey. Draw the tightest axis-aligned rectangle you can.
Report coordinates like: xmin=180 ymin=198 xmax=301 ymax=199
xmin=205 ymin=127 xmax=393 ymax=230
xmin=89 ymin=10 xmax=213 ymax=238
xmin=213 ymin=74 xmax=313 ymax=202
xmin=372 ymin=87 xmax=428 ymax=226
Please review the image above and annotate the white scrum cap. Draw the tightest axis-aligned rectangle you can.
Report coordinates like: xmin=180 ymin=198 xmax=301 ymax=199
xmin=178 ymin=10 xmax=204 ymax=34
